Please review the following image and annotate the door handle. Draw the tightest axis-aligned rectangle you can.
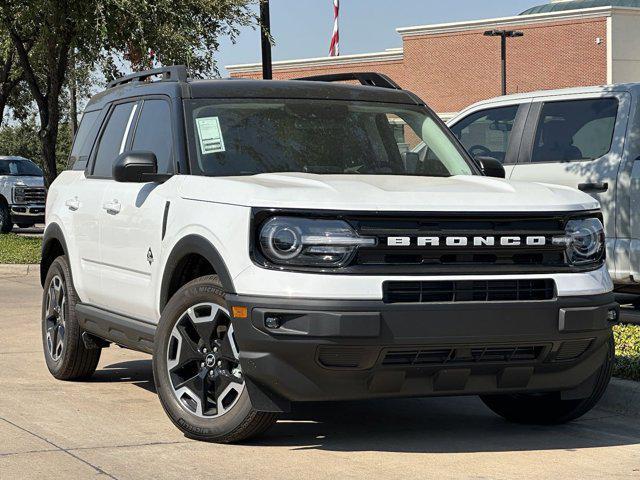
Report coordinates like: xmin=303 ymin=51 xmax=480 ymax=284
xmin=103 ymin=200 xmax=121 ymax=215
xmin=65 ymin=197 xmax=80 ymax=211
xmin=578 ymin=182 xmax=608 ymax=194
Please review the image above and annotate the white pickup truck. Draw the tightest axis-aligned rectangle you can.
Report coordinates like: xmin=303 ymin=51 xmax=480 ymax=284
xmin=440 ymin=84 xmax=640 ymax=298
xmin=0 ymin=156 xmax=46 ymax=233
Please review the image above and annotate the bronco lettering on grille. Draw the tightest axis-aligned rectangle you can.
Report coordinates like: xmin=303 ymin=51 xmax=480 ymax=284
xmin=386 ymin=236 xmax=547 ymax=247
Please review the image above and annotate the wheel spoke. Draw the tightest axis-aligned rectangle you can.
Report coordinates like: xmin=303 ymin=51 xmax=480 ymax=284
xmin=174 ymin=325 xmax=202 ymax=368
xmin=55 ymin=324 xmax=65 ymax=357
xmin=215 ymin=333 xmax=237 ymax=362
xmin=176 ymin=370 xmax=212 ymax=415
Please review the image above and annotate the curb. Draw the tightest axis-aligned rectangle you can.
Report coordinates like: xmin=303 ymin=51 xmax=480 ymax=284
xmin=598 ymin=377 xmax=640 ymax=417
xmin=0 ymin=264 xmax=37 ymax=276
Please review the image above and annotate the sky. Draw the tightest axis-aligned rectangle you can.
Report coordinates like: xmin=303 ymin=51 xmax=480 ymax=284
xmin=216 ymin=0 xmax=543 ymax=75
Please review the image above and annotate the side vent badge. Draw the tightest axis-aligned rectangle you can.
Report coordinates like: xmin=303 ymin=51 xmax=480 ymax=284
xmin=147 ymin=248 xmax=154 ymax=265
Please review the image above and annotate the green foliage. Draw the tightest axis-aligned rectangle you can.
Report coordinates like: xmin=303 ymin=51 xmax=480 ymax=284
xmin=613 ymin=324 xmax=640 ymax=381
xmin=0 ymin=234 xmax=41 ymax=264
xmin=0 ymin=118 xmax=71 ymax=173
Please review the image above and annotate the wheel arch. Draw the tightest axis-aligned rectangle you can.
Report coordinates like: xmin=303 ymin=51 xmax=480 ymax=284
xmin=41 ymin=223 xmax=70 ymax=287
xmin=160 ymin=234 xmax=235 ymax=313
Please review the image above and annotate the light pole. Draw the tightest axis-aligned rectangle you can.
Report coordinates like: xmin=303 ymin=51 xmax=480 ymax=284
xmin=260 ymin=0 xmax=273 ymax=79
xmin=483 ymin=29 xmax=524 ymax=96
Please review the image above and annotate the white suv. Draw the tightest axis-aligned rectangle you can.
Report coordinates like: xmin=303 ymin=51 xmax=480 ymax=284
xmin=444 ymin=84 xmax=640 ymax=298
xmin=41 ymin=67 xmax=618 ymax=443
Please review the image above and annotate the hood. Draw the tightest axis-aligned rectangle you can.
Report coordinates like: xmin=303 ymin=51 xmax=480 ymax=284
xmin=10 ymin=176 xmax=45 ymax=187
xmin=177 ymin=173 xmax=600 ymax=212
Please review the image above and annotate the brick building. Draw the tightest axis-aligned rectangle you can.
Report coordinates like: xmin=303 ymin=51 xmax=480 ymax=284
xmin=226 ymin=0 xmax=640 ymax=118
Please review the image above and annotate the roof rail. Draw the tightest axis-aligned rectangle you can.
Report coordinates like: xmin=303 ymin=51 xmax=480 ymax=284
xmin=107 ymin=65 xmax=188 ymax=89
xmin=294 ymin=72 xmax=401 ymax=90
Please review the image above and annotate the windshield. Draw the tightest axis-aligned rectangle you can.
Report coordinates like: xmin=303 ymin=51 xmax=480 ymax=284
xmin=186 ymin=99 xmax=476 ymax=177
xmin=0 ymin=159 xmax=43 ymax=176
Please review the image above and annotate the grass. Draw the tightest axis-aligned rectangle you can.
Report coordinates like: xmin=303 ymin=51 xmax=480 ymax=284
xmin=0 ymin=233 xmax=42 ymax=264
xmin=614 ymin=323 xmax=640 ymax=381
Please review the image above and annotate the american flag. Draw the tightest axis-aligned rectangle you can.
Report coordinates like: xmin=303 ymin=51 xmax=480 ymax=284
xmin=329 ymin=0 xmax=339 ymax=56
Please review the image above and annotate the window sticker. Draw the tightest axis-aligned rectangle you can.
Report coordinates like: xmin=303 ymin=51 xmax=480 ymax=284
xmin=195 ymin=116 xmax=226 ymax=154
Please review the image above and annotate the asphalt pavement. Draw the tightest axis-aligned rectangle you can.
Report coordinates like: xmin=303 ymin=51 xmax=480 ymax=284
xmin=1 ymin=270 xmax=640 ymax=479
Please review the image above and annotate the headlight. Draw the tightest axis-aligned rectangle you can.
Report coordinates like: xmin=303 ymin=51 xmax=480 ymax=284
xmin=12 ymin=186 xmax=26 ymax=203
xmin=258 ymin=216 xmax=376 ymax=268
xmin=553 ymin=217 xmax=605 ymax=265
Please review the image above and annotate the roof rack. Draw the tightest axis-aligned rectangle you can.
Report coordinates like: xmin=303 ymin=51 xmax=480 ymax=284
xmin=294 ymin=72 xmax=401 ymax=90
xmin=107 ymin=65 xmax=188 ymax=89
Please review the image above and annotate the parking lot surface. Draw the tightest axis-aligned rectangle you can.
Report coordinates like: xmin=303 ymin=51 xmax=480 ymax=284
xmin=2 ymin=271 xmax=640 ymax=480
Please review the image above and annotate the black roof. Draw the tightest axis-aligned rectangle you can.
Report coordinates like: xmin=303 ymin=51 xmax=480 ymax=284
xmin=86 ymin=69 xmax=423 ymax=111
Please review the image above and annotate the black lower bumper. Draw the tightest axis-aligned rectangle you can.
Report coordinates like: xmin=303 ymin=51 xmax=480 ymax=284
xmin=10 ymin=205 xmax=45 ymax=225
xmin=227 ymin=293 xmax=618 ymax=411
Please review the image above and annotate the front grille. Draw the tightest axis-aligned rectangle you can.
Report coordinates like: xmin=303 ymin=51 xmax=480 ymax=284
xmin=383 ymin=279 xmax=555 ymax=303
xmin=555 ymin=339 xmax=593 ymax=361
xmin=382 ymin=344 xmax=546 ymax=366
xmin=347 ymin=213 xmax=579 ymax=274
xmin=13 ymin=186 xmax=46 ymax=204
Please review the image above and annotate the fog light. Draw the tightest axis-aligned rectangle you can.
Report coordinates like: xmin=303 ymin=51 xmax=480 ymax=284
xmin=265 ymin=316 xmax=281 ymax=329
xmin=607 ymin=308 xmax=619 ymax=323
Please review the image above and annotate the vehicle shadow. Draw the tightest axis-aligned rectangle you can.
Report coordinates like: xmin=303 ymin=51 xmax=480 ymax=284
xmin=90 ymin=359 xmax=157 ymax=394
xmin=99 ymin=359 xmax=640 ymax=454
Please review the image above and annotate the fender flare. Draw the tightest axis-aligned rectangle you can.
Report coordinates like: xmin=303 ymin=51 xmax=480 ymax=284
xmin=41 ymin=222 xmax=71 ymax=287
xmin=160 ymin=234 xmax=236 ymax=311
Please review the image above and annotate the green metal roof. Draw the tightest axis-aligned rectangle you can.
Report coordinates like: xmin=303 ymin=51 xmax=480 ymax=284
xmin=521 ymin=0 xmax=640 ymax=15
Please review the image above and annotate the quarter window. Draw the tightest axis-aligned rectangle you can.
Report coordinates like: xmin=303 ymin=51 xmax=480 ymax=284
xmin=69 ymin=110 xmax=101 ymax=170
xmin=531 ymin=98 xmax=618 ymax=163
xmin=131 ymin=100 xmax=173 ymax=174
xmin=92 ymin=102 xmax=137 ymax=178
xmin=450 ymin=105 xmax=519 ymax=164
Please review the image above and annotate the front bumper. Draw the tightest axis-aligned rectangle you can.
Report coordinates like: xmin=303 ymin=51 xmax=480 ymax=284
xmin=227 ymin=293 xmax=618 ymax=410
xmin=10 ymin=204 xmax=45 ymax=223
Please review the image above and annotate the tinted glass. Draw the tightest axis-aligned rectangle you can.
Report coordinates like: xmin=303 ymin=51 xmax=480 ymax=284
xmin=186 ymin=99 xmax=474 ymax=178
xmin=0 ymin=159 xmax=42 ymax=176
xmin=450 ymin=105 xmax=519 ymax=164
xmin=92 ymin=103 xmax=136 ymax=177
xmin=69 ymin=110 xmax=101 ymax=170
xmin=131 ymin=100 xmax=173 ymax=174
xmin=532 ymin=98 xmax=618 ymax=163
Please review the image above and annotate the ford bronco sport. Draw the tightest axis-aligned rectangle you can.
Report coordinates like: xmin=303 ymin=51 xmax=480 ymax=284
xmin=41 ymin=67 xmax=619 ymax=443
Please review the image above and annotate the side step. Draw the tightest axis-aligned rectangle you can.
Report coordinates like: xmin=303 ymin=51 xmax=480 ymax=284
xmin=75 ymin=304 xmax=156 ymax=354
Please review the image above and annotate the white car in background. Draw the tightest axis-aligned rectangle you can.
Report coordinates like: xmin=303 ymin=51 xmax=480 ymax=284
xmin=0 ymin=156 xmax=46 ymax=233
xmin=425 ymin=85 xmax=639 ymax=298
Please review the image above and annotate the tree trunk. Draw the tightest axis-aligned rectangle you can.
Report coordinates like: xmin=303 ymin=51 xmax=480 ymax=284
xmin=0 ymin=95 xmax=7 ymax=129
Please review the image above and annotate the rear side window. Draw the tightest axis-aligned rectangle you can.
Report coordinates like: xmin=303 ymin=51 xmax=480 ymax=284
xmin=450 ymin=105 xmax=519 ymax=164
xmin=69 ymin=110 xmax=101 ymax=171
xmin=131 ymin=99 xmax=173 ymax=174
xmin=531 ymin=98 xmax=618 ymax=163
xmin=92 ymin=102 xmax=137 ymax=178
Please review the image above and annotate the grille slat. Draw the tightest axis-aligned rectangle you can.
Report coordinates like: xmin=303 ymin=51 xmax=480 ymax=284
xmin=383 ymin=279 xmax=555 ymax=304
xmin=382 ymin=345 xmax=546 ymax=366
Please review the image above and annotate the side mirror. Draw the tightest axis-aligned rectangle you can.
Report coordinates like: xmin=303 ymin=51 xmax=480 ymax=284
xmin=403 ymin=151 xmax=420 ymax=174
xmin=113 ymin=151 xmax=158 ymax=183
xmin=475 ymin=156 xmax=505 ymax=179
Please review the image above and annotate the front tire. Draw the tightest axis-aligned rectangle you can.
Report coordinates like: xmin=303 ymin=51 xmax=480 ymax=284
xmin=0 ymin=202 xmax=12 ymax=233
xmin=480 ymin=335 xmax=614 ymax=424
xmin=42 ymin=256 xmax=101 ymax=379
xmin=153 ymin=275 xmax=277 ymax=443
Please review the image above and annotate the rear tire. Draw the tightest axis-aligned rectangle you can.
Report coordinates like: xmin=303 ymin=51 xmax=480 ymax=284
xmin=42 ymin=256 xmax=101 ymax=379
xmin=153 ymin=275 xmax=277 ymax=443
xmin=480 ymin=335 xmax=614 ymax=424
xmin=0 ymin=202 xmax=12 ymax=233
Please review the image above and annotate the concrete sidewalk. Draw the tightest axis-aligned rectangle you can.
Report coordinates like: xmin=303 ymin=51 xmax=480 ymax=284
xmin=1 ymin=270 xmax=639 ymax=480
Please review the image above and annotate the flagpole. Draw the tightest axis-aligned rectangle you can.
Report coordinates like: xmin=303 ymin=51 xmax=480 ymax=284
xmin=329 ymin=0 xmax=339 ymax=56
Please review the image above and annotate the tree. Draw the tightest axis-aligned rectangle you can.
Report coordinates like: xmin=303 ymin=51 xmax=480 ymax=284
xmin=0 ymin=34 xmax=26 ymax=127
xmin=0 ymin=0 xmax=256 ymax=186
